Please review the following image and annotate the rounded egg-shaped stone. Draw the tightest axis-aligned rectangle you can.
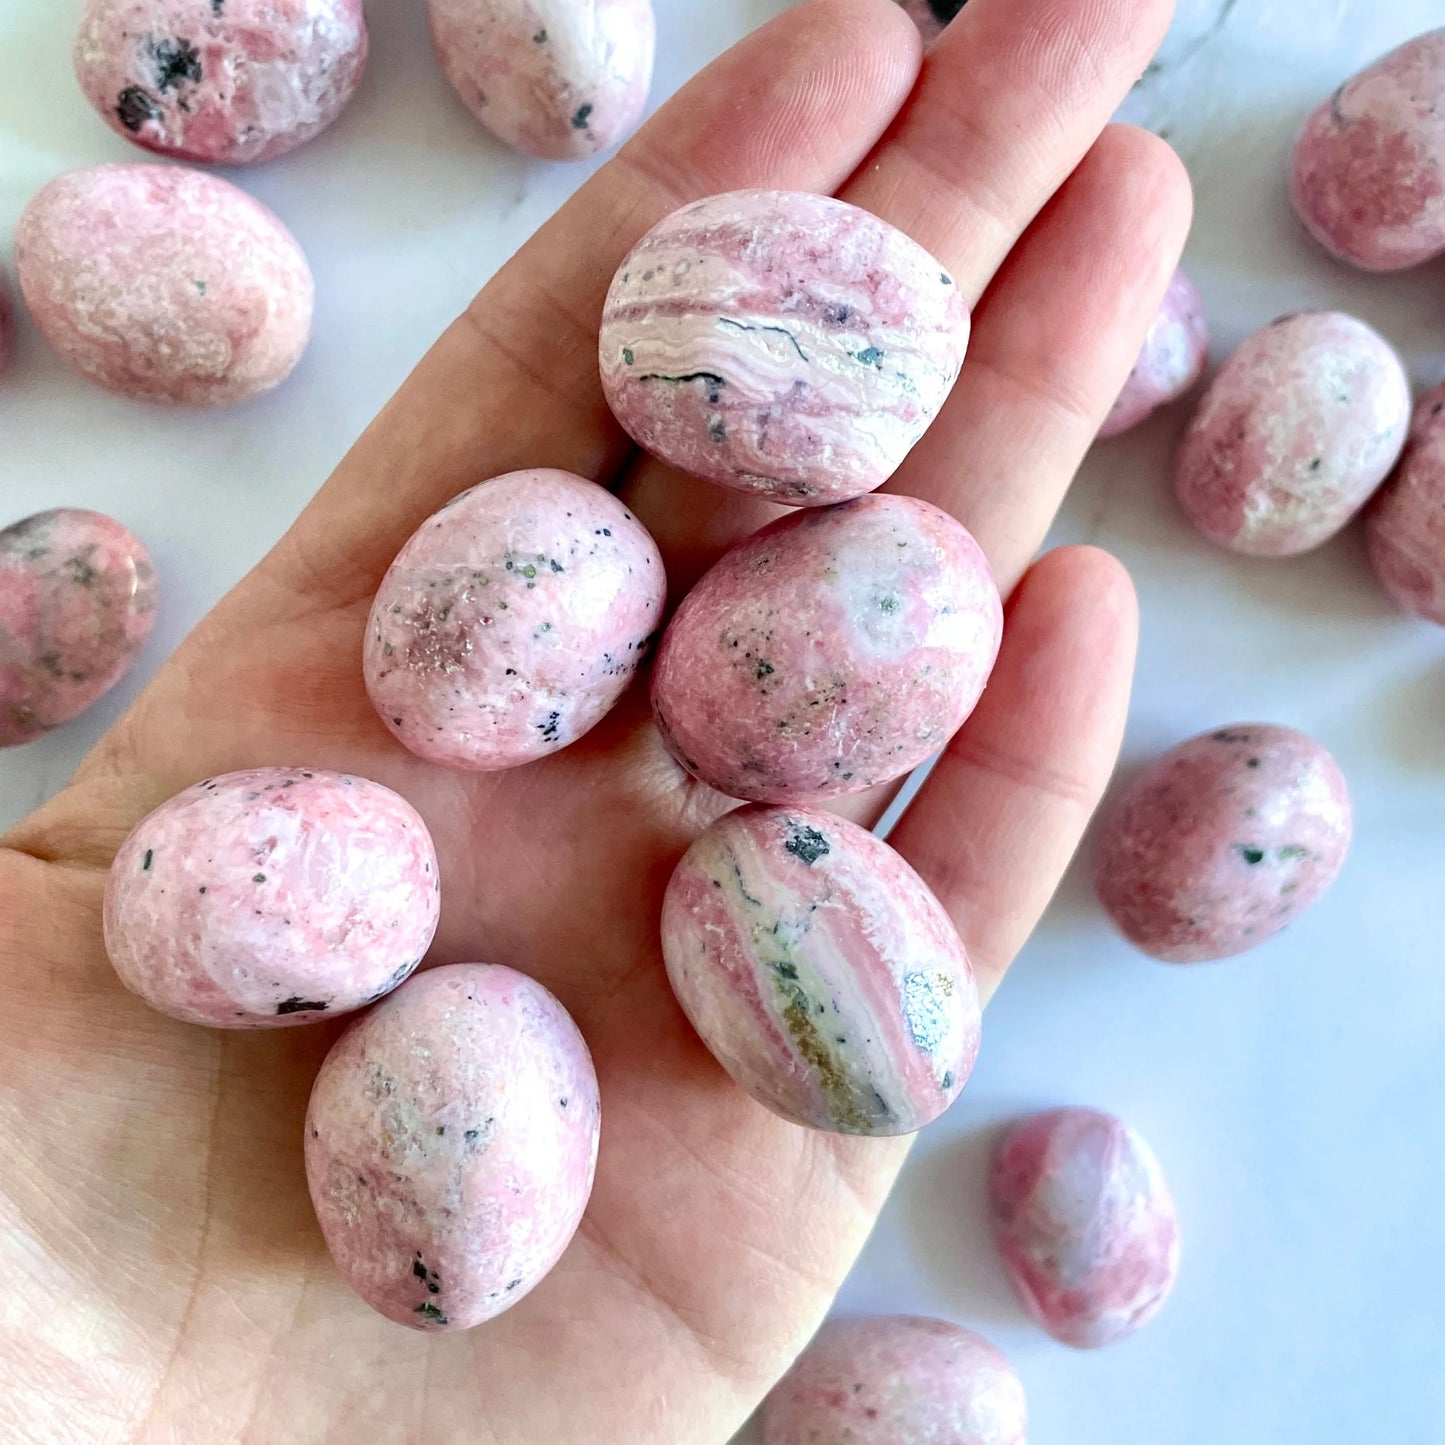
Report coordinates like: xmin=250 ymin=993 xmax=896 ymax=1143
xmin=651 ymin=494 xmax=1001 ymax=804
xmin=16 ymin=163 xmax=313 ymax=406
xmin=1367 ymin=381 xmax=1445 ymax=625
xmin=600 ymin=189 xmax=970 ymax=505
xmin=103 ymin=768 xmax=441 ymax=1027
xmin=305 ymin=963 xmax=600 ymax=1331
xmin=1094 ymin=724 xmax=1352 ymax=964
xmin=0 ymin=508 xmax=156 ymax=748
xmin=989 ymin=1106 xmax=1179 ymax=1350
xmin=429 ymin=0 xmax=655 ymax=161
xmin=1173 ymin=312 xmax=1410 ymax=556
xmin=661 ymin=804 xmax=981 ymax=1137
xmin=74 ymin=0 xmax=370 ymax=166
xmin=364 ymin=470 xmax=667 ymax=771
xmin=1098 ymin=269 xmax=1208 ymax=439
xmin=760 ymin=1315 xmax=1026 ymax=1445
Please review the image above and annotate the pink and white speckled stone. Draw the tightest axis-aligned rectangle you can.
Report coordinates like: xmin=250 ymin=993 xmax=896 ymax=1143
xmin=0 ymin=508 xmax=156 ymax=748
xmin=0 ymin=264 xmax=14 ymax=377
xmin=661 ymin=805 xmax=980 ymax=1137
xmin=1098 ymin=269 xmax=1208 ymax=439
xmin=16 ymin=163 xmax=313 ymax=406
xmin=305 ymin=963 xmax=600 ymax=1332
xmin=103 ymin=769 xmax=440 ymax=1027
xmin=893 ymin=0 xmax=966 ymax=43
xmin=1174 ymin=312 xmax=1410 ymax=557
xmin=74 ymin=0 xmax=369 ymax=166
xmin=1094 ymin=724 xmax=1352 ymax=964
xmin=1367 ymin=382 xmax=1445 ymax=625
xmin=1291 ymin=29 xmax=1445 ymax=273
xmin=365 ymin=470 xmax=666 ymax=771
xmin=429 ymin=0 xmax=654 ymax=161
xmin=652 ymin=495 xmax=1001 ymax=804
xmin=600 ymin=190 xmax=970 ymax=505
xmin=990 ymin=1107 xmax=1179 ymax=1350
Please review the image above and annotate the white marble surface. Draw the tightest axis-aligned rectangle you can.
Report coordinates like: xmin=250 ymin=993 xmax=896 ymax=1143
xmin=1 ymin=2 xmax=1443 ymax=1442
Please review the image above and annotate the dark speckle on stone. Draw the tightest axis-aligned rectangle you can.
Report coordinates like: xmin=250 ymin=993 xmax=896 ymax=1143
xmin=414 ymin=1300 xmax=448 ymax=1324
xmin=1239 ymin=846 xmax=1266 ymax=866
xmin=149 ymin=37 xmax=202 ymax=91
xmin=506 ymin=1278 xmax=523 ymax=1290
xmin=571 ymin=102 xmax=593 ymax=130
xmin=116 ymin=86 xmax=162 ymax=132
xmin=276 ymin=996 xmax=327 ymax=1015
xmin=533 ymin=27 xmax=546 ymax=41
xmin=142 ymin=849 xmax=154 ymax=871
xmin=784 ymin=825 xmax=831 ymax=866
xmin=253 ymin=873 xmax=267 ymax=884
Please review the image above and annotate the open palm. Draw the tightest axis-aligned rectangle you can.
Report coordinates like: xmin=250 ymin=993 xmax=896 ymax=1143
xmin=0 ymin=1 xmax=1190 ymax=1440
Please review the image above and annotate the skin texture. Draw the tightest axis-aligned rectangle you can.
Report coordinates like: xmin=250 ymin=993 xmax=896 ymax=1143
xmin=429 ymin=0 xmax=655 ymax=161
xmin=989 ymin=1107 xmax=1179 ymax=1350
xmin=1173 ymin=311 xmax=1410 ymax=557
xmin=1094 ymin=723 xmax=1353 ymax=964
xmin=661 ymin=805 xmax=981 ymax=1137
xmin=1098 ymin=268 xmax=1207 ymax=439
xmin=1366 ymin=381 xmax=1445 ymax=625
xmin=599 ymin=189 xmax=970 ymax=505
xmin=74 ymin=0 xmax=369 ymax=166
xmin=15 ymin=162 xmax=313 ymax=406
xmin=0 ymin=1 xmax=1191 ymax=1439
xmin=1291 ymin=28 xmax=1445 ymax=273
xmin=0 ymin=508 xmax=156 ymax=748
xmin=364 ymin=469 xmax=666 ymax=770
xmin=103 ymin=769 xmax=441 ymax=1027
xmin=305 ymin=964 xmax=601 ymax=1331
xmin=652 ymin=495 xmax=1002 ymax=803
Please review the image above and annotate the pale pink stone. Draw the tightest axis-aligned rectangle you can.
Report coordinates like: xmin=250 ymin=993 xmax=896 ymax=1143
xmin=600 ymin=189 xmax=970 ymax=505
xmin=0 ymin=508 xmax=156 ymax=748
xmin=1367 ymin=381 xmax=1445 ymax=625
xmin=364 ymin=470 xmax=666 ymax=772
xmin=1291 ymin=28 xmax=1445 ymax=272
xmin=0 ymin=264 xmax=14 ymax=377
xmin=16 ymin=163 xmax=313 ymax=406
xmin=429 ymin=0 xmax=654 ymax=161
xmin=661 ymin=805 xmax=980 ymax=1136
xmin=893 ymin=0 xmax=965 ymax=42
xmin=652 ymin=495 xmax=1001 ymax=804
xmin=1094 ymin=724 xmax=1352 ymax=964
xmin=74 ymin=0 xmax=369 ymax=166
xmin=761 ymin=1315 xmax=1026 ymax=1445
xmin=305 ymin=963 xmax=600 ymax=1331
xmin=103 ymin=769 xmax=441 ymax=1027
xmin=1174 ymin=312 xmax=1410 ymax=556
xmin=990 ymin=1107 xmax=1179 ymax=1350
xmin=1098 ymin=269 xmax=1209 ymax=439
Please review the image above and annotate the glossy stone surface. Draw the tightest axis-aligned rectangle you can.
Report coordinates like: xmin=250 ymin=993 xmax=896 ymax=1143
xmin=75 ymin=0 xmax=369 ymax=166
xmin=1094 ymin=724 xmax=1352 ymax=964
xmin=365 ymin=470 xmax=666 ymax=771
xmin=103 ymin=769 xmax=440 ymax=1027
xmin=760 ymin=1315 xmax=1026 ymax=1445
xmin=429 ymin=0 xmax=654 ymax=161
xmin=1098 ymin=269 xmax=1209 ymax=439
xmin=989 ymin=1107 xmax=1179 ymax=1350
xmin=1174 ymin=311 xmax=1410 ymax=556
xmin=651 ymin=495 xmax=1001 ymax=804
xmin=600 ymin=189 xmax=970 ymax=504
xmin=0 ymin=508 xmax=156 ymax=747
xmin=16 ymin=163 xmax=313 ymax=406
xmin=305 ymin=963 xmax=600 ymax=1331
xmin=661 ymin=804 xmax=980 ymax=1137
xmin=1291 ymin=28 xmax=1445 ymax=272
xmin=1367 ymin=381 xmax=1445 ymax=625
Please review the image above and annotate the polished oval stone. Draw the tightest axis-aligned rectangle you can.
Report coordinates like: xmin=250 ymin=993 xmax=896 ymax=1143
xmin=1367 ymin=380 xmax=1445 ymax=625
xmin=1099 ymin=268 xmax=1209 ymax=439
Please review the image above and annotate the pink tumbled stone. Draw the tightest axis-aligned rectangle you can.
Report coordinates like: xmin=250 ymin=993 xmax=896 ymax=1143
xmin=0 ymin=508 xmax=156 ymax=748
xmin=305 ymin=963 xmax=600 ymax=1332
xmin=429 ymin=0 xmax=654 ymax=161
xmin=661 ymin=804 xmax=980 ymax=1136
xmin=0 ymin=264 xmax=14 ymax=377
xmin=990 ymin=1107 xmax=1179 ymax=1350
xmin=651 ymin=495 xmax=1001 ymax=803
xmin=16 ymin=163 xmax=313 ymax=406
xmin=600 ymin=190 xmax=970 ymax=505
xmin=103 ymin=769 xmax=441 ymax=1027
xmin=74 ymin=0 xmax=369 ymax=166
xmin=1174 ymin=312 xmax=1410 ymax=557
xmin=364 ymin=470 xmax=666 ymax=772
xmin=1098 ymin=269 xmax=1209 ymax=439
xmin=1367 ymin=381 xmax=1445 ymax=625
xmin=1291 ymin=28 xmax=1445 ymax=272
xmin=760 ymin=1315 xmax=1026 ymax=1445
xmin=1094 ymin=724 xmax=1352 ymax=964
